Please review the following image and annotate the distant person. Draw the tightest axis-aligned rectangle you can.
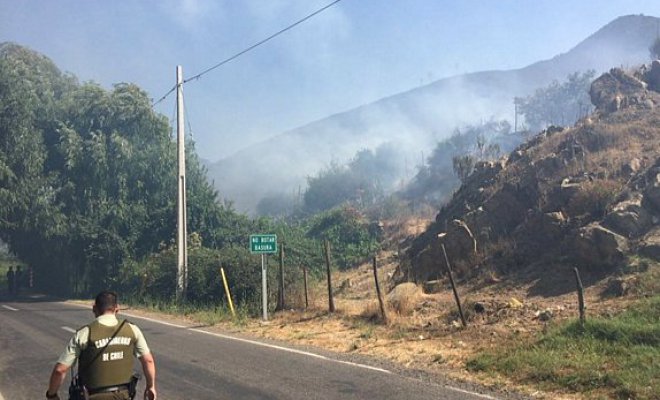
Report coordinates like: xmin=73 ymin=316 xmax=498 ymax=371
xmin=6 ymin=266 xmax=14 ymax=296
xmin=15 ymin=265 xmax=23 ymax=294
xmin=46 ymin=290 xmax=157 ymax=400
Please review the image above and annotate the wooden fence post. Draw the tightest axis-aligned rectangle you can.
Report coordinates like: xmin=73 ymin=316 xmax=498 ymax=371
xmin=573 ymin=267 xmax=586 ymax=328
xmin=440 ymin=242 xmax=467 ymax=327
xmin=372 ymin=256 xmax=387 ymax=323
xmin=324 ymin=240 xmax=335 ymax=313
xmin=303 ymin=266 xmax=309 ymax=309
xmin=276 ymin=243 xmax=285 ymax=311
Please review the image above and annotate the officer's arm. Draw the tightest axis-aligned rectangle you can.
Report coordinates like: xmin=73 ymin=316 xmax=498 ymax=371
xmin=46 ymin=363 xmax=69 ymax=397
xmin=139 ymin=353 xmax=157 ymax=399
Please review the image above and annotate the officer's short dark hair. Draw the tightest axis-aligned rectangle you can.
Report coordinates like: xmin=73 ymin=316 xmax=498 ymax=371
xmin=94 ymin=290 xmax=118 ymax=313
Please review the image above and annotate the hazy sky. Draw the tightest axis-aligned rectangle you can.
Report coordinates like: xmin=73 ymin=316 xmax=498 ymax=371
xmin=2 ymin=1 xmax=660 ymax=161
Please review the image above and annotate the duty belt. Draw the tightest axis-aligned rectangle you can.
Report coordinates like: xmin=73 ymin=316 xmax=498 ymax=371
xmin=88 ymin=383 xmax=130 ymax=395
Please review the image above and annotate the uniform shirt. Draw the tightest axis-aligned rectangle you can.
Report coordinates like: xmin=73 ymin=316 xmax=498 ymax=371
xmin=57 ymin=314 xmax=150 ymax=367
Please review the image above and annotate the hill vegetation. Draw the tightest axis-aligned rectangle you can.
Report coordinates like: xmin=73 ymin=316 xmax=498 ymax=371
xmin=207 ymin=14 xmax=660 ymax=214
xmin=0 ymin=43 xmax=380 ymax=307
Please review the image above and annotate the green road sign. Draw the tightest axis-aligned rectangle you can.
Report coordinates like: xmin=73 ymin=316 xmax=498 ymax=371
xmin=250 ymin=234 xmax=278 ymax=254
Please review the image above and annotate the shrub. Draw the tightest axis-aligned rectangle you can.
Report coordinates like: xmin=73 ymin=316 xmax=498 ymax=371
xmin=566 ymin=179 xmax=621 ymax=219
xmin=306 ymin=206 xmax=380 ymax=269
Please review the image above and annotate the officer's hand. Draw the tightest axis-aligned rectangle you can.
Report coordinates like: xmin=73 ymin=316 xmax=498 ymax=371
xmin=144 ymin=387 xmax=156 ymax=400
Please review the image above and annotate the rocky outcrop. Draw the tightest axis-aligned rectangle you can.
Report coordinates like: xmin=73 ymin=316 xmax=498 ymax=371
xmin=572 ymin=223 xmax=629 ymax=268
xmin=643 ymin=167 xmax=660 ymax=212
xmin=590 ymin=68 xmax=653 ymax=112
xmin=401 ymin=65 xmax=660 ymax=285
xmin=639 ymin=227 xmax=660 ymax=261
xmin=440 ymin=219 xmax=477 ymax=259
xmin=643 ymin=60 xmax=660 ymax=92
xmin=602 ymin=194 xmax=653 ymax=238
xmin=514 ymin=210 xmax=567 ymax=254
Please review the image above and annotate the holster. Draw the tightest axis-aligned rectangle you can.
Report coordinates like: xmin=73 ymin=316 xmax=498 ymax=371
xmin=68 ymin=376 xmax=89 ymax=400
xmin=128 ymin=373 xmax=140 ymax=399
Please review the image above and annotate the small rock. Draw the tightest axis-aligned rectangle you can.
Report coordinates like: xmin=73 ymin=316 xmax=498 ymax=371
xmin=508 ymin=297 xmax=524 ymax=309
xmin=537 ymin=310 xmax=553 ymax=322
xmin=422 ymin=280 xmax=443 ymax=294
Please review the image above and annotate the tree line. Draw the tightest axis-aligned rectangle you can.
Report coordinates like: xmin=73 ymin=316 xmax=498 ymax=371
xmin=0 ymin=43 xmax=381 ymax=308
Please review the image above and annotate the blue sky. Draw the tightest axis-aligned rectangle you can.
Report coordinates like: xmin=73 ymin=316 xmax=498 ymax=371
xmin=2 ymin=1 xmax=660 ymax=161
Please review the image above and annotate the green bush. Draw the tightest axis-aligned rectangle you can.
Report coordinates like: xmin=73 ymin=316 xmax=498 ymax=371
xmin=306 ymin=206 xmax=380 ymax=269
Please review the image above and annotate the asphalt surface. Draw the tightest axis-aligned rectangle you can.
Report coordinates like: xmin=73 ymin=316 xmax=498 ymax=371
xmin=0 ymin=295 xmax=518 ymax=400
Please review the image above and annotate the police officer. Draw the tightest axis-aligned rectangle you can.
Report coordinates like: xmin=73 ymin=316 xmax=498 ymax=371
xmin=46 ymin=291 xmax=157 ymax=399
xmin=5 ymin=266 xmax=14 ymax=296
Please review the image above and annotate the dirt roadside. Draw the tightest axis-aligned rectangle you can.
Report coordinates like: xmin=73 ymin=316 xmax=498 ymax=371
xmin=100 ymin=246 xmax=644 ymax=400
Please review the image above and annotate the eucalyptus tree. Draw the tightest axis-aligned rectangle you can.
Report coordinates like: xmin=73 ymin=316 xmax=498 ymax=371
xmin=0 ymin=43 xmax=231 ymax=296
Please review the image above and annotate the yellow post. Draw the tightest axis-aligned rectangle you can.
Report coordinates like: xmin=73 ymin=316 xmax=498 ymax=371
xmin=220 ymin=267 xmax=236 ymax=317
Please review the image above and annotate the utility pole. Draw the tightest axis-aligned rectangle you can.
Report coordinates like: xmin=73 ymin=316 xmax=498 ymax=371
xmin=176 ymin=65 xmax=188 ymax=303
xmin=514 ymin=99 xmax=518 ymax=133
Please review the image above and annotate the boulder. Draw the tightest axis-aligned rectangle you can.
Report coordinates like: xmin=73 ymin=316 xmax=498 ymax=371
xmin=590 ymin=68 xmax=650 ymax=113
xmin=643 ymin=170 xmax=660 ymax=212
xmin=411 ymin=245 xmax=444 ymax=283
xmin=572 ymin=223 xmax=629 ymax=267
xmin=602 ymin=194 xmax=653 ymax=238
xmin=422 ymin=280 xmax=444 ymax=294
xmin=620 ymin=158 xmax=643 ymax=176
xmin=602 ymin=276 xmax=635 ymax=297
xmin=560 ymin=178 xmax=583 ymax=202
xmin=387 ymin=282 xmax=422 ymax=315
xmin=639 ymin=227 xmax=660 ymax=261
xmin=644 ymin=60 xmax=660 ymax=92
xmin=445 ymin=219 xmax=477 ymax=254
xmin=534 ymin=154 xmax=562 ymax=179
xmin=482 ymin=187 xmax=528 ymax=235
xmin=514 ymin=210 xmax=566 ymax=254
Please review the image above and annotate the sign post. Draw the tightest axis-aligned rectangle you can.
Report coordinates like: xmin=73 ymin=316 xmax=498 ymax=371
xmin=250 ymin=234 xmax=278 ymax=321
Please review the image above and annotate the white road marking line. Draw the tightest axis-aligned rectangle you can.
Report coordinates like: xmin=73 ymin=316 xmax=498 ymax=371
xmin=61 ymin=326 xmax=76 ymax=333
xmin=120 ymin=312 xmax=188 ymax=329
xmin=64 ymin=303 xmax=499 ymax=398
xmin=444 ymin=385 xmax=500 ymax=400
xmin=1 ymin=305 xmax=18 ymax=311
xmin=189 ymin=328 xmax=392 ymax=374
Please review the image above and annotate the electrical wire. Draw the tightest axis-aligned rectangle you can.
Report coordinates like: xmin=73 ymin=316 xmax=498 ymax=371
xmin=153 ymin=85 xmax=176 ymax=107
xmin=184 ymin=0 xmax=343 ymax=83
xmin=151 ymin=0 xmax=343 ymax=107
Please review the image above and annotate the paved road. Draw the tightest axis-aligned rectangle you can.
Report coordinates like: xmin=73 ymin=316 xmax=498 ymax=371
xmin=0 ymin=296 xmax=513 ymax=400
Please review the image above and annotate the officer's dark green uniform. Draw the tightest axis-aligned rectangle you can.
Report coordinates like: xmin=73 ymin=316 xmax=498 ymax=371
xmin=78 ymin=320 xmax=136 ymax=399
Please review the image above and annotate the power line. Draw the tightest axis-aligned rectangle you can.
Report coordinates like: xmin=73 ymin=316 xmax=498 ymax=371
xmin=185 ymin=0 xmax=343 ymax=83
xmin=153 ymin=85 xmax=176 ymax=107
xmin=151 ymin=0 xmax=343 ymax=106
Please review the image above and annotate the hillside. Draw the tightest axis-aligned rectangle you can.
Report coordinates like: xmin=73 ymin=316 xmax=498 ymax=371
xmin=402 ymin=63 xmax=660 ymax=290
xmin=193 ymin=64 xmax=660 ymax=400
xmin=208 ymin=15 xmax=660 ymax=213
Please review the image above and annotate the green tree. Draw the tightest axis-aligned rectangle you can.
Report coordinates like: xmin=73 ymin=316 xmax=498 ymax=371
xmin=650 ymin=37 xmax=660 ymax=60
xmin=452 ymin=154 xmax=476 ymax=182
xmin=515 ymin=70 xmax=595 ymax=131
xmin=0 ymin=43 xmax=236 ymax=297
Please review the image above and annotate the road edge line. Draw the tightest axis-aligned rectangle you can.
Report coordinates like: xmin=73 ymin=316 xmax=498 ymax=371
xmin=62 ymin=302 xmax=504 ymax=399
xmin=444 ymin=385 xmax=500 ymax=400
xmin=189 ymin=327 xmax=391 ymax=374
